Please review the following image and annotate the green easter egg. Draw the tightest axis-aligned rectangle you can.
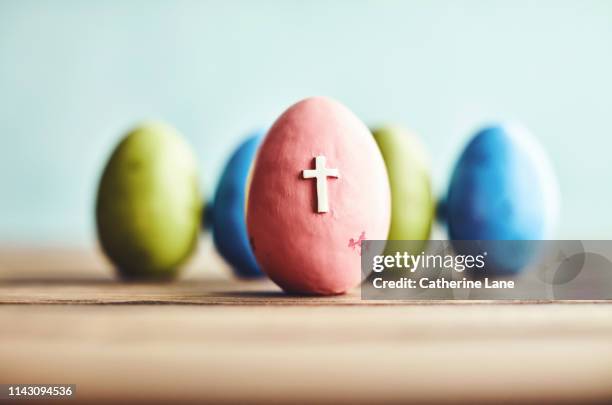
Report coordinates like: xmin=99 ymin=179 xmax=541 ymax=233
xmin=372 ymin=126 xmax=434 ymax=251
xmin=96 ymin=122 xmax=203 ymax=279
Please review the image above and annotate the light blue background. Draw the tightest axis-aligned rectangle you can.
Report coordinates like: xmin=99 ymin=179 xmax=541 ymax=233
xmin=1 ymin=0 xmax=611 ymax=244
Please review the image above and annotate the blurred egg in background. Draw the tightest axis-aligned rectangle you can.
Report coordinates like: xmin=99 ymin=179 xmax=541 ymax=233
xmin=96 ymin=122 xmax=203 ymax=280
xmin=445 ymin=123 xmax=560 ymax=274
xmin=212 ymin=130 xmax=265 ymax=278
xmin=372 ymin=125 xmax=435 ymax=253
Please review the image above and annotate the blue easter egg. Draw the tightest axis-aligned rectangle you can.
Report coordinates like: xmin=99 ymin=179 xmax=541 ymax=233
xmin=446 ymin=124 xmax=560 ymax=274
xmin=213 ymin=131 xmax=264 ymax=277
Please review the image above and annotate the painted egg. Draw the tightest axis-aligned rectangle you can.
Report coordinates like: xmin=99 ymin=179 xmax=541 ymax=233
xmin=96 ymin=121 xmax=203 ymax=279
xmin=246 ymin=97 xmax=391 ymax=295
xmin=213 ymin=131 xmax=264 ymax=278
xmin=372 ymin=125 xmax=435 ymax=253
xmin=446 ymin=123 xmax=560 ymax=274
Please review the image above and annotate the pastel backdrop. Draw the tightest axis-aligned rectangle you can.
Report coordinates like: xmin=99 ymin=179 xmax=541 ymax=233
xmin=1 ymin=0 xmax=611 ymax=244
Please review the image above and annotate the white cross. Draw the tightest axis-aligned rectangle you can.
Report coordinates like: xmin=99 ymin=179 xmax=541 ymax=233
xmin=302 ymin=155 xmax=339 ymax=213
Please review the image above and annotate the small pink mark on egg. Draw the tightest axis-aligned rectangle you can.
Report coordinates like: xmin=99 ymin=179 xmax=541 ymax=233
xmin=348 ymin=231 xmax=366 ymax=256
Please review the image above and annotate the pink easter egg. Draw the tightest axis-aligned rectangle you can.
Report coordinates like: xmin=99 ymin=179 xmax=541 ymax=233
xmin=246 ymin=97 xmax=391 ymax=295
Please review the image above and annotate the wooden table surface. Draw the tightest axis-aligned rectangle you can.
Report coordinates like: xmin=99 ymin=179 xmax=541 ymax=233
xmin=1 ymin=242 xmax=612 ymax=404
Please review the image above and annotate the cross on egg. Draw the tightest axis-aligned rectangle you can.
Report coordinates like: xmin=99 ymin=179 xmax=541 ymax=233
xmin=302 ymin=155 xmax=339 ymax=213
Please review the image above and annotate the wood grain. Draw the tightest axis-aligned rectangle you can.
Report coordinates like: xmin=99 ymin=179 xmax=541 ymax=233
xmin=1 ymin=245 xmax=611 ymax=403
